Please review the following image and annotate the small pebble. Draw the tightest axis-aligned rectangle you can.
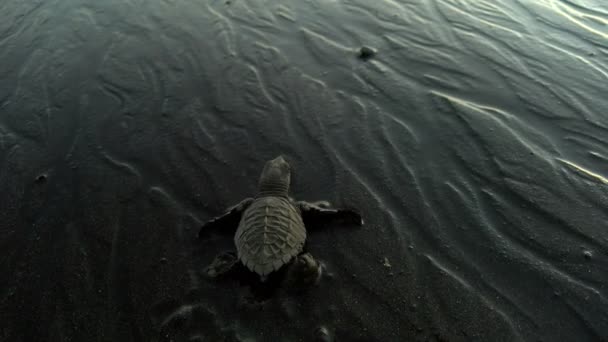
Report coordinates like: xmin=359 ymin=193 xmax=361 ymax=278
xmin=35 ymin=174 xmax=48 ymax=183
xmin=358 ymin=46 xmax=376 ymax=61
xmin=160 ymin=257 xmax=168 ymax=264
xmin=383 ymin=257 xmax=392 ymax=268
xmin=315 ymin=326 xmax=333 ymax=342
xmin=583 ymin=250 xmax=593 ymax=259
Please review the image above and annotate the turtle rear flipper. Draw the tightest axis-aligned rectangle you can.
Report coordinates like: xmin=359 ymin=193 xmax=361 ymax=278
xmin=198 ymin=198 xmax=254 ymax=239
xmin=283 ymin=252 xmax=324 ymax=294
xmin=204 ymin=251 xmax=240 ymax=278
xmin=298 ymin=201 xmax=363 ymax=228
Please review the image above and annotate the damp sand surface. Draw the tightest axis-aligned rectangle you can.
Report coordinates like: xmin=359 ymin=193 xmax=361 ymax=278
xmin=1 ymin=0 xmax=608 ymax=341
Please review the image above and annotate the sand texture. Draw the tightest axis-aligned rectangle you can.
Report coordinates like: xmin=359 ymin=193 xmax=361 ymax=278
xmin=1 ymin=0 xmax=608 ymax=341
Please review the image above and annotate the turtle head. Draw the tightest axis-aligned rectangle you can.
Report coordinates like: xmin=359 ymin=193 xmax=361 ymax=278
xmin=257 ymin=155 xmax=291 ymax=197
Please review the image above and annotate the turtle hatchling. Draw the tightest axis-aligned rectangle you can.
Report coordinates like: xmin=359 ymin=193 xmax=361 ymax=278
xmin=199 ymin=155 xmax=363 ymax=288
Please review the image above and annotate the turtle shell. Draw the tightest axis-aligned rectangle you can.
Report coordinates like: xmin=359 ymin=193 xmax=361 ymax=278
xmin=235 ymin=196 xmax=306 ymax=276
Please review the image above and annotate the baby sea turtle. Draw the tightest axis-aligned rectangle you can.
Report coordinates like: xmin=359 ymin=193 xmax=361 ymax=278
xmin=199 ymin=155 xmax=363 ymax=287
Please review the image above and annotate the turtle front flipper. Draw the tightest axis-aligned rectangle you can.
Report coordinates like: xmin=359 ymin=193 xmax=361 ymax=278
xmin=198 ymin=198 xmax=254 ymax=239
xmin=298 ymin=201 xmax=363 ymax=228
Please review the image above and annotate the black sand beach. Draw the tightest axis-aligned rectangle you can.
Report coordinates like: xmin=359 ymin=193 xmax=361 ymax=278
xmin=1 ymin=0 xmax=607 ymax=341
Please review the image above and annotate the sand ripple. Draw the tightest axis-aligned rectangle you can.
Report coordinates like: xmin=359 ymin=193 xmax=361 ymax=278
xmin=1 ymin=0 xmax=607 ymax=340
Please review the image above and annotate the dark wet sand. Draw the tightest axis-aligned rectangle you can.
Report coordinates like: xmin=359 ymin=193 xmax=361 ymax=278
xmin=1 ymin=0 xmax=608 ymax=341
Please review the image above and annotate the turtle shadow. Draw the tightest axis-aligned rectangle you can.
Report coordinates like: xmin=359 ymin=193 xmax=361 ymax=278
xmin=203 ymin=251 xmax=286 ymax=300
xmin=203 ymin=250 xmax=317 ymax=303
